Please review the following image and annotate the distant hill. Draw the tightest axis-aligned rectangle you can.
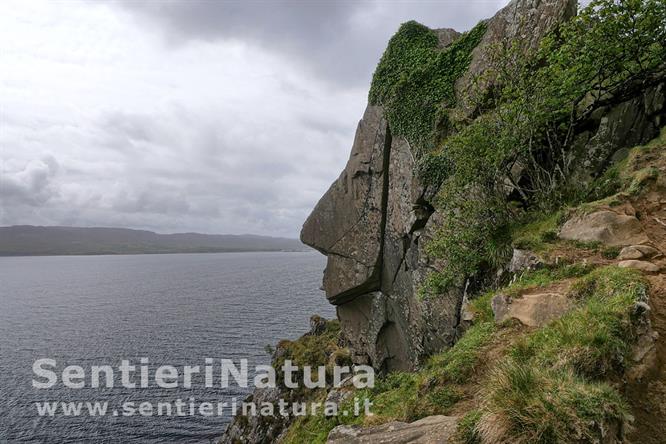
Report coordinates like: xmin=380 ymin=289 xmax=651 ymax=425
xmin=0 ymin=226 xmax=308 ymax=256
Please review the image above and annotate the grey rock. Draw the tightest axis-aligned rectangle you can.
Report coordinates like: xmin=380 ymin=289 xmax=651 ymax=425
xmin=218 ymin=387 xmax=286 ymax=444
xmin=509 ymin=249 xmax=541 ymax=273
xmin=434 ymin=28 xmax=461 ymax=48
xmin=618 ymin=260 xmax=660 ymax=273
xmin=570 ymin=83 xmax=665 ymax=182
xmin=456 ymin=0 xmax=577 ymax=113
xmin=327 ymin=415 xmax=459 ymax=444
xmin=300 ymin=0 xmax=579 ymax=374
xmin=559 ymin=210 xmax=649 ymax=246
xmin=491 ymin=294 xmax=511 ymax=324
xmin=618 ymin=245 xmax=660 ymax=260
xmin=301 ymin=105 xmax=388 ymax=305
xmin=493 ymin=292 xmax=572 ymax=327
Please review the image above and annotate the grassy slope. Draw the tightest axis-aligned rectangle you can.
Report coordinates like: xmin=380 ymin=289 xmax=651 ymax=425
xmin=280 ymin=130 xmax=665 ymax=443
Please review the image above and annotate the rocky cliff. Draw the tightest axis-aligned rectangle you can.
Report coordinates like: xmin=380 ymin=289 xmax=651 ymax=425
xmin=300 ymin=0 xmax=664 ymax=373
xmin=222 ymin=0 xmax=666 ymax=442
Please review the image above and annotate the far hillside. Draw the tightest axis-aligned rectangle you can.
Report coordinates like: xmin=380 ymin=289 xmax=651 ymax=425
xmin=0 ymin=226 xmax=308 ymax=256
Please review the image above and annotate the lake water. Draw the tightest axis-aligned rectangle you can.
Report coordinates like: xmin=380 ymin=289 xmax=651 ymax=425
xmin=0 ymin=251 xmax=333 ymax=443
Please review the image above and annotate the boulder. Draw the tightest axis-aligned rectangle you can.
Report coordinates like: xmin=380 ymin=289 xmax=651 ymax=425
xmin=509 ymin=249 xmax=541 ymax=273
xmin=618 ymin=260 xmax=660 ymax=273
xmin=559 ymin=210 xmax=649 ymax=246
xmin=618 ymin=245 xmax=660 ymax=260
xmin=492 ymin=292 xmax=572 ymax=327
xmin=327 ymin=415 xmax=459 ymax=444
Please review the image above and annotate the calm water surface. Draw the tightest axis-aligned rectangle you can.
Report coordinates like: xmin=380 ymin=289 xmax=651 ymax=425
xmin=0 ymin=251 xmax=332 ymax=443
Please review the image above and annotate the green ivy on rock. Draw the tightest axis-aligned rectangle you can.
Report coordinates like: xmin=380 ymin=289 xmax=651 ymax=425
xmin=369 ymin=20 xmax=487 ymax=158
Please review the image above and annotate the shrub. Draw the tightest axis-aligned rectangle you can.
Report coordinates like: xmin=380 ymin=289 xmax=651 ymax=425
xmin=422 ymin=0 xmax=666 ymax=294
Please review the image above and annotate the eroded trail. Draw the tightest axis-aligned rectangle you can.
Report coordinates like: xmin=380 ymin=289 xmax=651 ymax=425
xmin=628 ymin=273 xmax=666 ymax=443
xmin=627 ymin=187 xmax=666 ymax=443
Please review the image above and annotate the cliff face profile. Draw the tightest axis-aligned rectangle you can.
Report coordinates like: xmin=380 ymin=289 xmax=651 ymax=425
xmin=223 ymin=0 xmax=666 ymax=442
xmin=300 ymin=0 xmax=663 ymax=373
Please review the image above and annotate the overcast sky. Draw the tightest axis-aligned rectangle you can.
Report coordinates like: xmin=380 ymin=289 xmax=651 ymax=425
xmin=0 ymin=0 xmax=509 ymax=237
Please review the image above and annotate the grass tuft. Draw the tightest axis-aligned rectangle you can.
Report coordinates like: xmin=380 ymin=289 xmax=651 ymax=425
xmin=478 ymin=265 xmax=646 ymax=443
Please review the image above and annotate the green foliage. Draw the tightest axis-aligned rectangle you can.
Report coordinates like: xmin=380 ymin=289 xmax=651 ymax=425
xmin=567 ymin=265 xmax=647 ymax=301
xmin=585 ymin=160 xmax=626 ymax=202
xmin=506 ymin=263 xmax=595 ymax=297
xmin=352 ymin=321 xmax=495 ymax=423
xmin=468 ymin=291 xmax=496 ymax=324
xmin=456 ymin=410 xmax=482 ymax=444
xmin=511 ymin=211 xmax=565 ymax=251
xmin=273 ymin=320 xmax=347 ymax=398
xmin=423 ymin=191 xmax=513 ymax=295
xmin=481 ymin=364 xmax=628 ymax=444
xmin=539 ymin=0 xmax=666 ymax=121
xmin=512 ymin=266 xmax=647 ymax=377
xmin=284 ymin=320 xmax=497 ymax=442
xmin=426 ymin=322 xmax=496 ymax=383
xmin=282 ymin=397 xmax=339 ymax=444
xmin=422 ymin=0 xmax=666 ymax=294
xmin=479 ymin=265 xmax=645 ymax=442
xmin=369 ymin=21 xmax=487 ymax=157
xmin=601 ymin=246 xmax=621 ymax=259
xmin=628 ymin=166 xmax=660 ymax=195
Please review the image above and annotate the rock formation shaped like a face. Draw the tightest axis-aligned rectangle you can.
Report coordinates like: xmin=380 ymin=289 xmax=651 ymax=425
xmin=301 ymin=0 xmax=579 ymax=373
xmin=301 ymin=106 xmax=389 ymax=305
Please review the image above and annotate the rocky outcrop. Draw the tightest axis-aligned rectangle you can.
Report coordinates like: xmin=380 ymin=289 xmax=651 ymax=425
xmin=220 ymin=387 xmax=286 ymax=444
xmin=218 ymin=317 xmax=343 ymax=444
xmin=559 ymin=209 xmax=649 ymax=246
xmin=301 ymin=0 xmax=585 ymax=373
xmin=301 ymin=0 xmax=664 ymax=376
xmin=571 ymin=82 xmax=666 ymax=182
xmin=509 ymin=248 xmax=542 ymax=273
xmin=456 ymin=0 xmax=577 ymax=112
xmin=301 ymin=105 xmax=389 ymax=304
xmin=492 ymin=292 xmax=572 ymax=327
xmin=327 ymin=415 xmax=459 ymax=444
xmin=434 ymin=28 xmax=461 ymax=48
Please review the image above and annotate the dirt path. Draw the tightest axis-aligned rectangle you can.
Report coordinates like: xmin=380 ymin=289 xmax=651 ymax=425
xmin=627 ymin=273 xmax=666 ymax=444
xmin=626 ymin=188 xmax=666 ymax=443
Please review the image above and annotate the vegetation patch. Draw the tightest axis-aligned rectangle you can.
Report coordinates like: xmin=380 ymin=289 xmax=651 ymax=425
xmin=479 ymin=364 xmax=628 ymax=444
xmin=273 ymin=320 xmax=349 ymax=399
xmin=369 ymin=21 xmax=487 ymax=157
xmin=455 ymin=409 xmax=482 ymax=444
xmin=477 ymin=266 xmax=646 ymax=443
xmin=282 ymin=321 xmax=498 ymax=443
xmin=511 ymin=211 xmax=565 ymax=252
xmin=421 ymin=0 xmax=665 ymax=295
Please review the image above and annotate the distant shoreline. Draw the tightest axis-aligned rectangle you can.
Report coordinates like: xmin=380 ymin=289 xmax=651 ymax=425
xmin=0 ymin=249 xmax=313 ymax=258
xmin=0 ymin=225 xmax=308 ymax=257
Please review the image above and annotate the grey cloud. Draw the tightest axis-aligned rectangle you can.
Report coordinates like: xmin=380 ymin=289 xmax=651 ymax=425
xmin=111 ymin=189 xmax=192 ymax=215
xmin=110 ymin=0 xmax=507 ymax=87
xmin=0 ymin=156 xmax=60 ymax=207
xmin=2 ymin=0 xmax=508 ymax=237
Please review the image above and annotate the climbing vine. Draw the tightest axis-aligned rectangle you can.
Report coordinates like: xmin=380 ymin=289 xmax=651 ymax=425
xmin=369 ymin=21 xmax=487 ymax=157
